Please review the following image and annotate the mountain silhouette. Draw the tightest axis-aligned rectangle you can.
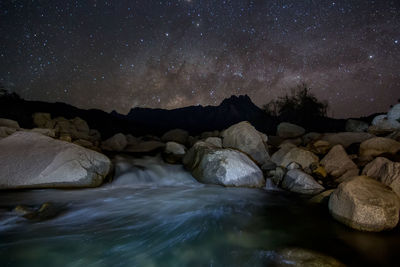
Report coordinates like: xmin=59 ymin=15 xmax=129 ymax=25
xmin=0 ymin=94 xmax=368 ymax=139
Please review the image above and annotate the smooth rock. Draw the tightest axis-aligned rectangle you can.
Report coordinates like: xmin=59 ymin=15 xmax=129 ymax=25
xmin=0 ymin=126 xmax=17 ymax=138
xmin=277 ymin=122 xmax=306 ymax=139
xmin=278 ymin=147 xmax=319 ymax=169
xmin=363 ymin=157 xmax=400 ymax=196
xmin=30 ymin=128 xmax=56 ymax=138
xmin=272 ymin=248 xmax=345 ymax=267
xmin=359 ymin=137 xmax=400 ymax=157
xmin=204 ymin=137 xmax=222 ymax=148
xmin=282 ymin=169 xmax=324 ymax=195
xmin=101 ymin=133 xmax=127 ymax=151
xmin=0 ymin=118 xmax=19 ymax=129
xmin=320 ymin=145 xmax=358 ymax=179
xmin=163 ymin=141 xmax=186 ymax=164
xmin=0 ymin=132 xmax=111 ymax=189
xmin=270 ymin=143 xmax=297 ymax=165
xmin=183 ymin=141 xmax=264 ymax=188
xmin=222 ymin=121 xmax=270 ymax=165
xmin=387 ymin=103 xmax=400 ymax=122
xmin=329 ymin=176 xmax=400 ymax=231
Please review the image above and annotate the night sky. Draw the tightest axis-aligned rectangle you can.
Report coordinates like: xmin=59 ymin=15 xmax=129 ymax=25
xmin=1 ymin=0 xmax=400 ymax=118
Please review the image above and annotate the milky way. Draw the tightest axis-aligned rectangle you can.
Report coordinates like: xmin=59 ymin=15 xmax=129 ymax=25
xmin=1 ymin=0 xmax=400 ymax=118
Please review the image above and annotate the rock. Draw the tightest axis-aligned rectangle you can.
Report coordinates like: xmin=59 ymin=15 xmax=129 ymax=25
xmin=302 ymin=132 xmax=322 ymax=146
xmin=59 ymin=134 xmax=72 ymax=142
xmin=163 ymin=141 xmax=186 ymax=164
xmin=329 ymin=176 xmax=400 ymax=231
xmin=267 ymin=135 xmax=283 ymax=147
xmin=88 ymin=129 xmax=102 ymax=142
xmin=32 ymin=112 xmax=51 ymax=128
xmin=14 ymin=202 xmax=64 ymax=221
xmin=272 ymin=247 xmax=345 ymax=267
xmin=311 ymin=163 xmax=328 ymax=179
xmin=0 ymin=118 xmax=19 ymax=129
xmin=387 ymin=103 xmax=400 ymax=122
xmin=0 ymin=132 xmax=111 ymax=189
xmin=345 ymin=119 xmax=369 ymax=132
xmin=71 ymin=117 xmax=90 ymax=134
xmin=282 ymin=169 xmax=324 ymax=195
xmin=124 ymin=140 xmax=165 ymax=154
xmin=126 ymin=134 xmax=140 ymax=146
xmin=187 ymin=136 xmax=198 ymax=147
xmin=277 ymin=147 xmax=319 ymax=169
xmin=101 ymin=133 xmax=127 ymax=151
xmin=277 ymin=122 xmax=306 ymax=139
xmin=386 ymin=130 xmax=400 ymax=142
xmin=221 ymin=121 xmax=270 ymax=165
xmin=287 ymin=162 xmax=301 ymax=170
xmin=73 ymin=139 xmax=94 ymax=148
xmin=267 ymin=166 xmax=286 ymax=186
xmin=204 ymin=137 xmax=222 ymax=148
xmin=320 ymin=132 xmax=374 ymax=148
xmin=30 ymin=128 xmax=56 ymax=138
xmin=200 ymin=130 xmax=220 ymax=139
xmin=309 ymin=189 xmax=335 ymax=204
xmin=309 ymin=140 xmax=331 ymax=155
xmin=0 ymin=126 xmax=17 ymax=138
xmin=183 ymin=141 xmax=264 ymax=187
xmin=161 ymin=129 xmax=189 ymax=145
xmin=320 ymin=145 xmax=358 ymax=179
xmin=370 ymin=114 xmax=400 ymax=134
xmin=281 ymin=137 xmax=303 ymax=146
xmin=359 ymin=137 xmax=400 ymax=157
xmin=335 ymin=168 xmax=360 ymax=183
xmin=362 ymin=157 xmax=400 ymax=196
xmin=271 ymin=143 xmax=297 ymax=165
xmin=261 ymin=160 xmax=277 ymax=172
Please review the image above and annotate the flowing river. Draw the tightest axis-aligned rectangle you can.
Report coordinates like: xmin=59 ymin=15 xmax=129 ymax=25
xmin=0 ymin=155 xmax=399 ymax=266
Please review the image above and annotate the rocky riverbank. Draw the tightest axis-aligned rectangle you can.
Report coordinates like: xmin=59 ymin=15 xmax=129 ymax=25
xmin=1 ymin=103 xmax=400 ymax=234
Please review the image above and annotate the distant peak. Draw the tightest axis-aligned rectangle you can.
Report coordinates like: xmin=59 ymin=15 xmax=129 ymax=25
xmin=220 ymin=95 xmax=253 ymax=105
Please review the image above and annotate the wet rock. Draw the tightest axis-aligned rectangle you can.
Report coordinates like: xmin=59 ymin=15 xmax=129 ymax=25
xmin=359 ymin=137 xmax=400 ymax=157
xmin=221 ymin=121 xmax=270 ymax=165
xmin=0 ymin=131 xmax=111 ymax=189
xmin=362 ymin=157 xmax=400 ymax=196
xmin=272 ymin=247 xmax=345 ymax=267
xmin=183 ymin=141 xmax=264 ymax=188
xmin=329 ymin=176 xmax=400 ymax=232
xmin=320 ymin=145 xmax=358 ymax=180
xmin=277 ymin=122 xmax=306 ymax=139
xmin=267 ymin=166 xmax=286 ymax=186
xmin=163 ymin=141 xmax=186 ymax=164
xmin=14 ymin=202 xmax=64 ymax=221
xmin=282 ymin=169 xmax=324 ymax=195
xmin=161 ymin=129 xmax=189 ymax=145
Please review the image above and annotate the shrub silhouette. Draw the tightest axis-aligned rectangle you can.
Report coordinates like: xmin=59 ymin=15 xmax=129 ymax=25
xmin=263 ymin=83 xmax=328 ymax=125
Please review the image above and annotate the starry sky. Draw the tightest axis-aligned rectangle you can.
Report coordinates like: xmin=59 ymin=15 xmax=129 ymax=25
xmin=1 ymin=0 xmax=400 ymax=118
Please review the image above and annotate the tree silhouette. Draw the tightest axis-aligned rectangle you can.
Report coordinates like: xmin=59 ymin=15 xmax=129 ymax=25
xmin=263 ymin=83 xmax=328 ymax=125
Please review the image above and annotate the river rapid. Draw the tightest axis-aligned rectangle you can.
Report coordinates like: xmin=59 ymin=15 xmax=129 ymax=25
xmin=0 ymin=155 xmax=399 ymax=266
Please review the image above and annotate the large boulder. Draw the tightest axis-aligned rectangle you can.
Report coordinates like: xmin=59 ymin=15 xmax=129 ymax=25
xmin=275 ymin=147 xmax=319 ymax=169
xmin=277 ymin=122 xmax=306 ymax=139
xmin=328 ymin=176 xmax=400 ymax=232
xmin=161 ymin=129 xmax=189 ymax=145
xmin=370 ymin=114 xmax=400 ymax=134
xmin=320 ymin=132 xmax=374 ymax=148
xmin=204 ymin=137 xmax=222 ymax=148
xmin=0 ymin=132 xmax=111 ymax=189
xmin=101 ymin=133 xmax=127 ymax=151
xmin=345 ymin=119 xmax=368 ymax=132
xmin=320 ymin=145 xmax=358 ymax=179
xmin=270 ymin=143 xmax=297 ymax=165
xmin=363 ymin=157 xmax=400 ymax=196
xmin=222 ymin=121 xmax=270 ymax=165
xmin=359 ymin=137 xmax=400 ymax=157
xmin=282 ymin=169 xmax=324 ymax=195
xmin=183 ymin=141 xmax=264 ymax=187
xmin=0 ymin=118 xmax=20 ymax=129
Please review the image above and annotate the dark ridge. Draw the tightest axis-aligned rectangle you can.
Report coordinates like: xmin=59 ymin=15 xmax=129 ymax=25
xmin=0 ymin=94 xmax=377 ymax=139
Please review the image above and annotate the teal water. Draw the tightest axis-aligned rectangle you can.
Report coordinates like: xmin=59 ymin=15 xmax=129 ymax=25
xmin=0 ymin=156 xmax=399 ymax=266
